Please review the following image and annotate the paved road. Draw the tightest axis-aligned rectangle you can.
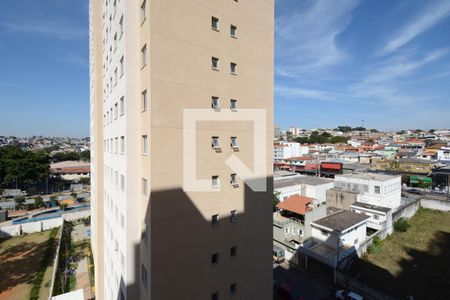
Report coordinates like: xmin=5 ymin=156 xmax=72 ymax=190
xmin=273 ymin=262 xmax=333 ymax=300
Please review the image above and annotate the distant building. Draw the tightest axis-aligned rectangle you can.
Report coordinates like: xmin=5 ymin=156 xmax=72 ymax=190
xmin=375 ymin=158 xmax=435 ymax=175
xmin=273 ymin=142 xmax=308 ymax=162
xmin=50 ymin=161 xmax=90 ymax=181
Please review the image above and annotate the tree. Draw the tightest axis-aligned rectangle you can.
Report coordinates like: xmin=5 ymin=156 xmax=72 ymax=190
xmin=0 ymin=146 xmax=49 ymax=190
xmin=370 ymin=129 xmax=379 ymax=133
xmin=60 ymin=203 xmax=68 ymax=211
xmin=34 ymin=196 xmax=44 ymax=208
xmin=14 ymin=196 xmax=25 ymax=209
xmin=70 ymin=192 xmax=78 ymax=200
xmin=79 ymin=150 xmax=90 ymax=162
xmin=80 ymin=177 xmax=90 ymax=185
xmin=273 ymin=192 xmax=280 ymax=212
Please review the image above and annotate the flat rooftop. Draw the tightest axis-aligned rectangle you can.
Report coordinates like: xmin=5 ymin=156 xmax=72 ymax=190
xmin=274 ymin=175 xmax=333 ymax=189
xmin=336 ymin=172 xmax=399 ymax=182
xmin=313 ymin=210 xmax=369 ymax=231
xmin=351 ymin=201 xmax=391 ymax=213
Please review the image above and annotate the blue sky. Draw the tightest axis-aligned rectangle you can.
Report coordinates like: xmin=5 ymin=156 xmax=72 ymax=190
xmin=276 ymin=0 xmax=450 ymax=131
xmin=0 ymin=0 xmax=449 ymax=136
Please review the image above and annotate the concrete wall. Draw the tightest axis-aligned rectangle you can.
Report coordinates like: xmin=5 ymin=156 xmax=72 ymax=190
xmin=392 ymin=199 xmax=420 ymax=223
xmin=420 ymin=199 xmax=450 ymax=211
xmin=0 ymin=218 xmax=63 ymax=238
xmin=326 ymin=189 xmax=359 ymax=210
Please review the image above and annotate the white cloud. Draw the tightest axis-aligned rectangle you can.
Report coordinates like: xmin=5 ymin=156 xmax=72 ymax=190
xmin=363 ymin=48 xmax=449 ymax=84
xmin=53 ymin=52 xmax=88 ymax=68
xmin=380 ymin=0 xmax=450 ymax=55
xmin=276 ymin=0 xmax=360 ymax=77
xmin=275 ymin=85 xmax=338 ymax=101
xmin=0 ymin=19 xmax=86 ymax=40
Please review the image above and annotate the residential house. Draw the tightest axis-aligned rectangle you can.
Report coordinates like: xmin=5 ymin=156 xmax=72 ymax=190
xmin=274 ymin=175 xmax=335 ymax=203
xmin=273 ymin=195 xmax=326 ymax=262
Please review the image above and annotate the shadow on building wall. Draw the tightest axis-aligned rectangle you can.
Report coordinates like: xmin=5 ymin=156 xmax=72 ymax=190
xmin=109 ymin=177 xmax=273 ymax=300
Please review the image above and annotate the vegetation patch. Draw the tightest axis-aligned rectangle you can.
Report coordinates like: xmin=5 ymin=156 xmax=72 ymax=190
xmin=351 ymin=208 xmax=450 ymax=299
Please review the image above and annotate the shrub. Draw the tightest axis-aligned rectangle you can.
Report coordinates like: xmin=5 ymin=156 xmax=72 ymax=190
xmin=394 ymin=218 xmax=410 ymax=232
xmin=367 ymin=237 xmax=383 ymax=254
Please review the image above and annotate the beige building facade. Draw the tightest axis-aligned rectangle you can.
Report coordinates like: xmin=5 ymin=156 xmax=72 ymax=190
xmin=90 ymin=0 xmax=274 ymax=299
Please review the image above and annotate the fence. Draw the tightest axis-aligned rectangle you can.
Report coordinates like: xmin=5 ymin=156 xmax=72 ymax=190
xmin=0 ymin=209 xmax=90 ymax=238
xmin=48 ymin=224 xmax=64 ymax=299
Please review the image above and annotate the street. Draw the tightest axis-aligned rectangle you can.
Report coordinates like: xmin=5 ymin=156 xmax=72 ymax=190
xmin=273 ymin=262 xmax=333 ymax=300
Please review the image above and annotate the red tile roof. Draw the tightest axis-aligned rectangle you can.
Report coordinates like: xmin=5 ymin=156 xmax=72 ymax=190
xmin=277 ymin=195 xmax=313 ymax=215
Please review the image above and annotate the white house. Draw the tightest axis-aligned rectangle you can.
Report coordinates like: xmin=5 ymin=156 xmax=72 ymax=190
xmin=273 ymin=142 xmax=308 ymax=162
xmin=274 ymin=175 xmax=335 ymax=203
xmin=350 ymin=202 xmax=392 ymax=234
xmin=310 ymin=210 xmax=369 ymax=251
xmin=437 ymin=147 xmax=450 ymax=162
xmin=334 ymin=173 xmax=401 ymax=209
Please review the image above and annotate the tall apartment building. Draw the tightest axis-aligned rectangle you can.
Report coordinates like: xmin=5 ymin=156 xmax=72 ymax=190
xmin=89 ymin=0 xmax=274 ymax=299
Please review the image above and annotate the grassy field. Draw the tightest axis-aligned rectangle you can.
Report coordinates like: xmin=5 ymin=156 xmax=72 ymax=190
xmin=351 ymin=208 xmax=450 ymax=299
xmin=0 ymin=229 xmax=58 ymax=300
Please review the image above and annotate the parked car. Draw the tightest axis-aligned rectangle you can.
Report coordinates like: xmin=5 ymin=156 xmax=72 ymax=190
xmin=335 ymin=289 xmax=364 ymax=300
xmin=408 ymin=189 xmax=423 ymax=195
xmin=274 ymin=282 xmax=304 ymax=300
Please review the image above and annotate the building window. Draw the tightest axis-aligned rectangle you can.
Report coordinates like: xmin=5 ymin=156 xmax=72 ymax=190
xmin=142 ymin=178 xmax=148 ymax=197
xmin=212 ymin=176 xmax=220 ymax=189
xmin=374 ymin=215 xmax=379 ymax=220
xmin=230 ymin=174 xmax=238 ymax=186
xmin=114 ymin=68 xmax=118 ymax=85
xmin=230 ymin=210 xmax=238 ymax=223
xmin=115 ymin=138 xmax=119 ymax=154
xmin=230 ymin=99 xmax=237 ymax=111
xmin=211 ymin=96 xmax=220 ymax=110
xmin=120 ymin=96 xmax=125 ymax=115
xmin=230 ymin=137 xmax=238 ymax=149
xmin=113 ymin=33 xmax=117 ymax=50
xmin=211 ymin=253 xmax=219 ymax=265
xmin=141 ymin=45 xmax=147 ymax=67
xmin=230 ymin=246 xmax=237 ymax=257
xmin=230 ymin=25 xmax=237 ymax=37
xmin=119 ymin=15 xmax=124 ymax=38
xmin=119 ymin=56 xmax=124 ymax=77
xmin=120 ymin=136 xmax=125 ymax=154
xmin=212 ymin=214 xmax=219 ymax=226
xmin=374 ymin=186 xmax=380 ymax=194
xmin=120 ymin=213 xmax=124 ymax=228
xmin=230 ymin=62 xmax=237 ymax=75
xmin=142 ymin=90 xmax=148 ymax=111
xmin=114 ymin=103 xmax=118 ymax=119
xmin=211 ymin=17 xmax=219 ymax=30
xmin=120 ymin=174 xmax=125 ymax=190
xmin=140 ymin=0 xmax=146 ymax=23
xmin=142 ymin=135 xmax=148 ymax=155
xmin=141 ymin=264 xmax=148 ymax=289
xmin=230 ymin=283 xmax=237 ymax=295
xmin=211 ymin=57 xmax=219 ymax=70
xmin=211 ymin=136 xmax=220 ymax=149
xmin=211 ymin=292 xmax=219 ymax=300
